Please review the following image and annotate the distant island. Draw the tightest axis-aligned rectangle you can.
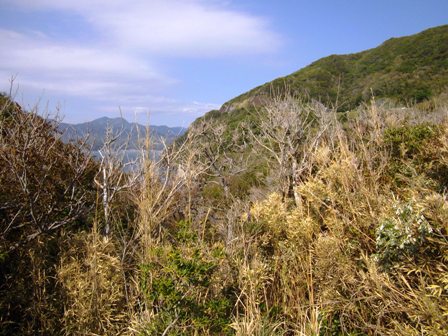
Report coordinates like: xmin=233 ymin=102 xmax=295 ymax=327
xmin=59 ymin=116 xmax=186 ymax=151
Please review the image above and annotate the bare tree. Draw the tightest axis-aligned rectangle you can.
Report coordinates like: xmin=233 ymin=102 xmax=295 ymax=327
xmin=185 ymin=118 xmax=252 ymax=247
xmin=93 ymin=124 xmax=141 ymax=237
xmin=189 ymin=118 xmax=250 ymax=200
xmin=136 ymin=129 xmax=210 ymax=261
xmin=0 ymin=94 xmax=95 ymax=250
xmin=247 ymin=94 xmax=333 ymax=206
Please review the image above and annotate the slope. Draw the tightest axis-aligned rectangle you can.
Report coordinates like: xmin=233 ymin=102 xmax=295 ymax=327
xmin=218 ymin=24 xmax=448 ymax=115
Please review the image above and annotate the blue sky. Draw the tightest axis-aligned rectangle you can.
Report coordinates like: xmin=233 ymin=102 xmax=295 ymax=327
xmin=0 ymin=0 xmax=447 ymax=126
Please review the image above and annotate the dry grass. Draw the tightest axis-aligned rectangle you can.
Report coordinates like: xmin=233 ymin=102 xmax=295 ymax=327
xmin=227 ymin=99 xmax=448 ymax=335
xmin=57 ymin=231 xmax=129 ymax=335
xmin=3 ymin=94 xmax=447 ymax=335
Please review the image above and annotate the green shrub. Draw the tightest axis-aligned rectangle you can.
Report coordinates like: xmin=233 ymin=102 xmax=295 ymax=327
xmin=202 ymin=182 xmax=225 ymax=202
xmin=139 ymin=221 xmax=234 ymax=335
xmin=383 ymin=123 xmax=448 ymax=191
xmin=384 ymin=124 xmax=436 ymax=159
xmin=375 ymin=202 xmax=434 ymax=269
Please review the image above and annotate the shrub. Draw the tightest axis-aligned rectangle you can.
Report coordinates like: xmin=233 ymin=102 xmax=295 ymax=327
xmin=375 ymin=202 xmax=434 ymax=269
xmin=0 ymin=95 xmax=97 ymax=334
xmin=384 ymin=124 xmax=436 ymax=159
xmin=138 ymin=221 xmax=234 ymax=335
xmin=384 ymin=123 xmax=448 ymax=191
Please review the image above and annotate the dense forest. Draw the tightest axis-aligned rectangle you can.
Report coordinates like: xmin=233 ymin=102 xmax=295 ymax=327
xmin=1 ymin=26 xmax=448 ymax=336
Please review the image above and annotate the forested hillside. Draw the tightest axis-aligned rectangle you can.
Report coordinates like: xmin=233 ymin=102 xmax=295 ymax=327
xmin=216 ymin=25 xmax=448 ymax=114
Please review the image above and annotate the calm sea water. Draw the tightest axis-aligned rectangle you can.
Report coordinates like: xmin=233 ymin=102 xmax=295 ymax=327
xmin=91 ymin=149 xmax=162 ymax=171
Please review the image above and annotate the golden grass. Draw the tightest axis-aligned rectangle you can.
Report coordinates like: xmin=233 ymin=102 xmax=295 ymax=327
xmin=4 ymin=98 xmax=447 ymax=335
xmin=58 ymin=231 xmax=129 ymax=335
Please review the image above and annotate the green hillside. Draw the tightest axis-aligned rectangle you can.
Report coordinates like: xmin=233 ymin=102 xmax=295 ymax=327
xmin=220 ymin=25 xmax=448 ymax=113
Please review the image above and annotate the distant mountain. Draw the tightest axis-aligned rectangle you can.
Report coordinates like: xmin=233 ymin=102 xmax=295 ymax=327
xmin=59 ymin=117 xmax=186 ymax=151
xmin=212 ymin=25 xmax=448 ymax=117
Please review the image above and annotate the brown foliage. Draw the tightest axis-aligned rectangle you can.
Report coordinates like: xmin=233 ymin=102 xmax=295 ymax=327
xmin=0 ymin=95 xmax=97 ymax=334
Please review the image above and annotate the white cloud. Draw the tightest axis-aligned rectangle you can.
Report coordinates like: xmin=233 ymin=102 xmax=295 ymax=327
xmin=101 ymin=99 xmax=220 ymax=118
xmin=0 ymin=29 xmax=173 ymax=99
xmin=98 ymin=2 xmax=280 ymax=56
xmin=0 ymin=0 xmax=282 ymax=124
xmin=6 ymin=0 xmax=281 ymax=56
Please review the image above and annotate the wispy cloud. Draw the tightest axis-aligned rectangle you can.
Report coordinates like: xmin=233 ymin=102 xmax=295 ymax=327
xmin=95 ymin=1 xmax=281 ymax=56
xmin=0 ymin=29 xmax=172 ymax=98
xmin=7 ymin=0 xmax=282 ymax=56
xmin=98 ymin=100 xmax=221 ymax=128
xmin=0 ymin=0 xmax=282 ymax=124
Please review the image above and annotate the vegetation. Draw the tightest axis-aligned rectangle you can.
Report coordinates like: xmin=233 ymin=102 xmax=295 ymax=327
xmin=1 ymin=25 xmax=448 ymax=335
xmin=1 ymin=90 xmax=447 ymax=335
xmin=0 ymin=93 xmax=98 ymax=334
xmin=217 ymin=25 xmax=448 ymax=118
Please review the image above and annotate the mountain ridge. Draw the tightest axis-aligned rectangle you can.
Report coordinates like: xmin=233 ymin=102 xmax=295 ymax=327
xmin=214 ymin=24 xmax=448 ymax=117
xmin=59 ymin=117 xmax=186 ymax=150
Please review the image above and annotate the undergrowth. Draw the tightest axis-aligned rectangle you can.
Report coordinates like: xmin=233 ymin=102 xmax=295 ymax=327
xmin=1 ymin=93 xmax=447 ymax=335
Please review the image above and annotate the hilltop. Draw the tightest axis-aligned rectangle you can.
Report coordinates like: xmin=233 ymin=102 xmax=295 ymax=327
xmin=201 ymin=24 xmax=448 ymax=123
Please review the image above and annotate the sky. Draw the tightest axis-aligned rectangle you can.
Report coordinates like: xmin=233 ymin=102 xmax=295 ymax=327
xmin=0 ymin=1 xmax=447 ymax=127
